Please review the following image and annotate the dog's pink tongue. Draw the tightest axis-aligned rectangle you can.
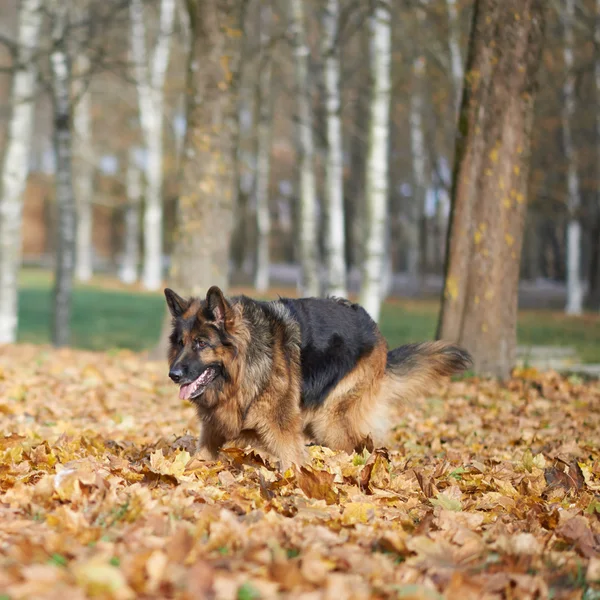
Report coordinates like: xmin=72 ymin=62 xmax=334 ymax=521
xmin=179 ymin=381 xmax=195 ymax=400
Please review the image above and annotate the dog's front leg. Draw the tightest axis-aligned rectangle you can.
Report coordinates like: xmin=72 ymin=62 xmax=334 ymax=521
xmin=197 ymin=426 xmax=226 ymax=461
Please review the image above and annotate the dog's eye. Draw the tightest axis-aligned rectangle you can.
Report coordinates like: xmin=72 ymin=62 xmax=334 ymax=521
xmin=193 ymin=339 xmax=207 ymax=351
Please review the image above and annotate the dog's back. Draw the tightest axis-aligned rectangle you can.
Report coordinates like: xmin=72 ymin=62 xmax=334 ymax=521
xmin=278 ymin=297 xmax=383 ymax=409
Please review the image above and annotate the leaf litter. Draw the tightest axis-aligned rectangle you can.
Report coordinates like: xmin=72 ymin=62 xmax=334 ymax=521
xmin=0 ymin=345 xmax=599 ymax=599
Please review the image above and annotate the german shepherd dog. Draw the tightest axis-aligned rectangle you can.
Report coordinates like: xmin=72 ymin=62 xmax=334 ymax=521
xmin=165 ymin=287 xmax=472 ymax=469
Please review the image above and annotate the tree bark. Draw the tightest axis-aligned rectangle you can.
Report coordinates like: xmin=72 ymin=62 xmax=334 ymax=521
xmin=119 ymin=148 xmax=142 ymax=284
xmin=151 ymin=0 xmax=245 ymax=358
xmin=359 ymin=0 xmax=392 ymax=322
xmin=289 ymin=0 xmax=319 ymax=297
xmin=50 ymin=3 xmax=77 ymax=348
xmin=446 ymin=0 xmax=464 ymax=118
xmin=322 ymin=0 xmax=347 ymax=298
xmin=0 ymin=0 xmax=42 ymax=344
xmin=73 ymin=52 xmax=95 ymax=283
xmin=436 ymin=0 xmax=546 ymax=379
xmin=254 ymin=2 xmax=273 ymax=293
xmin=561 ymin=0 xmax=583 ymax=316
xmin=130 ymin=0 xmax=176 ymax=291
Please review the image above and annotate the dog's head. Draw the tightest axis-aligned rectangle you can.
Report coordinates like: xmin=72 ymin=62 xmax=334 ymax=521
xmin=164 ymin=286 xmax=237 ymax=403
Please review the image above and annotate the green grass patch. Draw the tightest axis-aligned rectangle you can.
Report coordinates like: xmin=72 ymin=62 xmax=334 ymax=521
xmin=16 ymin=268 xmax=600 ymax=363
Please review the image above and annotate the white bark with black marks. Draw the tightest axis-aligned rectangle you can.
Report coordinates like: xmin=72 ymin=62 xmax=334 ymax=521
xmin=360 ymin=0 xmax=392 ymax=322
xmin=51 ymin=3 xmax=77 ymax=347
xmin=322 ymin=0 xmax=347 ymax=298
xmin=130 ymin=0 xmax=175 ymax=291
xmin=254 ymin=2 xmax=273 ymax=292
xmin=562 ymin=0 xmax=583 ymax=315
xmin=120 ymin=148 xmax=142 ymax=285
xmin=289 ymin=0 xmax=319 ymax=297
xmin=74 ymin=52 xmax=95 ymax=282
xmin=0 ymin=0 xmax=42 ymax=343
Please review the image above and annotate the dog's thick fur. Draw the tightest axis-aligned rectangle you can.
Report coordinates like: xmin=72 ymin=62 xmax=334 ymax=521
xmin=165 ymin=286 xmax=472 ymax=468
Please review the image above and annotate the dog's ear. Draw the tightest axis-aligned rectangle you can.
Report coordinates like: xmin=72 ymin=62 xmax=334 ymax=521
xmin=164 ymin=288 xmax=189 ymax=318
xmin=206 ymin=286 xmax=230 ymax=325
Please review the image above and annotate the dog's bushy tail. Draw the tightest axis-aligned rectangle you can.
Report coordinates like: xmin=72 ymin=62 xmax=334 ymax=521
xmin=382 ymin=341 xmax=472 ymax=401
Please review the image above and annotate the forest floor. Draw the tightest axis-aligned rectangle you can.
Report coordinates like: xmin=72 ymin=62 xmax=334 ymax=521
xmin=15 ymin=268 xmax=600 ymax=364
xmin=0 ymin=344 xmax=599 ymax=599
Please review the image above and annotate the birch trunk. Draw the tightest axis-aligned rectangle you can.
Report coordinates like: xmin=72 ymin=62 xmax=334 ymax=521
xmin=446 ymin=0 xmax=464 ymax=118
xmin=254 ymin=3 xmax=273 ymax=293
xmin=359 ymin=0 xmax=392 ymax=322
xmin=130 ymin=0 xmax=175 ymax=291
xmin=0 ymin=0 xmax=42 ymax=344
xmin=73 ymin=53 xmax=94 ymax=282
xmin=408 ymin=51 xmax=427 ymax=284
xmin=50 ymin=4 xmax=77 ymax=347
xmin=289 ymin=0 xmax=319 ymax=297
xmin=119 ymin=148 xmax=142 ymax=284
xmin=562 ymin=0 xmax=583 ymax=316
xmin=322 ymin=0 xmax=347 ymax=298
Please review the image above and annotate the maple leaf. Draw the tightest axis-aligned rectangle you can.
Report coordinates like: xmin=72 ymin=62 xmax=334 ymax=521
xmin=295 ymin=465 xmax=339 ymax=505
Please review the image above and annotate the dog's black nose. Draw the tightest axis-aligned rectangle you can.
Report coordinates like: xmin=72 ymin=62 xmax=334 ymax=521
xmin=169 ymin=367 xmax=184 ymax=383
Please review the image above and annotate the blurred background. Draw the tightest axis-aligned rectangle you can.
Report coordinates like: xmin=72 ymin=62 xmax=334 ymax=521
xmin=0 ymin=0 xmax=598 ymax=376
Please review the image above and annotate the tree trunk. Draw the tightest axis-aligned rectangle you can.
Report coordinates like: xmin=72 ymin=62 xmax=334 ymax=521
xmin=359 ymin=0 xmax=392 ymax=322
xmin=590 ymin=0 xmax=600 ymax=310
xmin=562 ymin=0 xmax=583 ymax=316
xmin=436 ymin=0 xmax=546 ymax=379
xmin=289 ymin=0 xmax=319 ymax=297
xmin=408 ymin=48 xmax=428 ymax=286
xmin=254 ymin=2 xmax=273 ymax=293
xmin=119 ymin=148 xmax=142 ymax=284
xmin=73 ymin=52 xmax=95 ymax=283
xmin=130 ymin=0 xmax=176 ymax=291
xmin=446 ymin=0 xmax=464 ymax=118
xmin=50 ymin=4 xmax=77 ymax=348
xmin=322 ymin=0 xmax=347 ymax=298
xmin=151 ymin=0 xmax=245 ymax=358
xmin=0 ymin=0 xmax=42 ymax=344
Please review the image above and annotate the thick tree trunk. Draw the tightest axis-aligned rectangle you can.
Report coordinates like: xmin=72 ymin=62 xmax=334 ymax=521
xmin=130 ymin=0 xmax=175 ymax=291
xmin=322 ymin=0 xmax=347 ymax=298
xmin=562 ymin=0 xmax=583 ymax=316
xmin=73 ymin=53 xmax=95 ymax=282
xmin=119 ymin=148 xmax=142 ymax=284
xmin=359 ymin=0 xmax=392 ymax=322
xmin=51 ymin=4 xmax=77 ymax=348
xmin=152 ymin=0 xmax=244 ymax=358
xmin=436 ymin=0 xmax=546 ymax=379
xmin=0 ymin=0 xmax=42 ymax=344
xmin=254 ymin=3 xmax=273 ymax=293
xmin=289 ymin=0 xmax=319 ymax=297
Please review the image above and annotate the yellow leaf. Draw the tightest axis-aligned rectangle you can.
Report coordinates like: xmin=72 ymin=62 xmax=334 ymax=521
xmin=341 ymin=502 xmax=377 ymax=525
xmin=430 ymin=492 xmax=462 ymax=512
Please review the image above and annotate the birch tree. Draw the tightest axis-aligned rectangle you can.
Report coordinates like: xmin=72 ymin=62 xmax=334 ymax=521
xmin=590 ymin=0 xmax=600 ymax=310
xmin=322 ymin=0 xmax=347 ymax=298
xmin=73 ymin=50 xmax=95 ymax=282
xmin=446 ymin=0 xmax=464 ymax=117
xmin=50 ymin=2 xmax=77 ymax=347
xmin=289 ymin=0 xmax=319 ymax=297
xmin=437 ymin=0 xmax=546 ymax=378
xmin=254 ymin=2 xmax=274 ymax=293
xmin=561 ymin=0 xmax=583 ymax=315
xmin=0 ymin=0 xmax=43 ymax=344
xmin=359 ymin=0 xmax=392 ymax=322
xmin=130 ymin=0 xmax=176 ymax=291
xmin=119 ymin=148 xmax=142 ymax=285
